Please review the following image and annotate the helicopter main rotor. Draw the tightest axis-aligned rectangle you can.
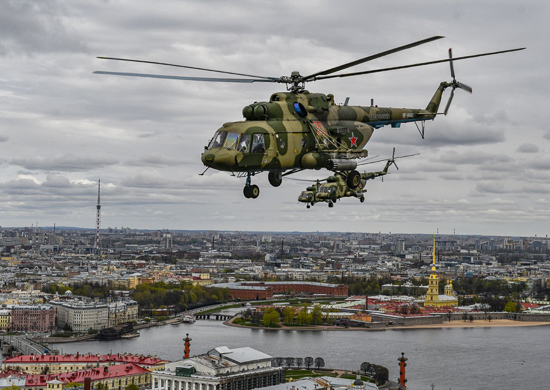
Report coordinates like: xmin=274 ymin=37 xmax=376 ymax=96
xmin=95 ymin=36 xmax=524 ymax=94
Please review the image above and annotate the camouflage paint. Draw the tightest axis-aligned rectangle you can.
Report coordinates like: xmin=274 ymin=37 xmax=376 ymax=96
xmin=201 ymin=84 xmax=445 ymax=175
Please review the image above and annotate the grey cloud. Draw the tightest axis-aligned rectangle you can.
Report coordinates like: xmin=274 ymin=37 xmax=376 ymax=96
xmin=439 ymin=151 xmax=513 ymax=165
xmin=11 ymin=155 xmax=119 ymax=172
xmin=532 ymin=158 xmax=550 ymax=170
xmin=472 ymin=110 xmax=516 ymax=126
xmin=125 ymin=155 xmax=186 ymax=167
xmin=0 ymin=136 xmax=8 ymax=142
xmin=41 ymin=175 xmax=72 ymax=188
xmin=439 ymin=173 xmax=464 ymax=181
xmin=425 ymin=126 xmax=505 ymax=147
xmin=0 ymin=0 xmax=88 ymax=56
xmin=121 ymin=172 xmax=170 ymax=188
xmin=516 ymin=143 xmax=539 ymax=153
xmin=373 ymin=122 xmax=505 ymax=148
xmin=475 ymin=182 xmax=513 ymax=194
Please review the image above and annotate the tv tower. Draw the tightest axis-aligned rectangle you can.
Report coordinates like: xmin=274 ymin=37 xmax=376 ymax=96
xmin=96 ymin=179 xmax=101 ymax=254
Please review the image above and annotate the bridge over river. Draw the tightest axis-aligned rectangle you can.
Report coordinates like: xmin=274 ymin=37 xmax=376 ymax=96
xmin=1 ymin=335 xmax=52 ymax=356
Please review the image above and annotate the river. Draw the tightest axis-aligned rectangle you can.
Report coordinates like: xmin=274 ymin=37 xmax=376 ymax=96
xmin=34 ymin=309 xmax=546 ymax=390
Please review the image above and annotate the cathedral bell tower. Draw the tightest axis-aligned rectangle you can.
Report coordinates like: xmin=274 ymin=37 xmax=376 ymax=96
xmin=425 ymin=235 xmax=440 ymax=306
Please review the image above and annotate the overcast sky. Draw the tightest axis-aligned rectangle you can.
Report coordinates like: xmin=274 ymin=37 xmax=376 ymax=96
xmin=0 ymin=0 xmax=548 ymax=236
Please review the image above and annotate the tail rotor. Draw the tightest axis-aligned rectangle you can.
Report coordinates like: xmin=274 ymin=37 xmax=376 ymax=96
xmin=389 ymin=147 xmax=399 ymax=170
xmin=444 ymin=48 xmax=473 ymax=115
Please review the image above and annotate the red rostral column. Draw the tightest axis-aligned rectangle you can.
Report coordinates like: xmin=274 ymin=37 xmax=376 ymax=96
xmin=398 ymin=352 xmax=408 ymax=389
xmin=184 ymin=334 xmax=192 ymax=359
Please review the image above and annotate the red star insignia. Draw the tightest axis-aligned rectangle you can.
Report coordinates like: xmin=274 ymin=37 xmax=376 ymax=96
xmin=349 ymin=133 xmax=358 ymax=147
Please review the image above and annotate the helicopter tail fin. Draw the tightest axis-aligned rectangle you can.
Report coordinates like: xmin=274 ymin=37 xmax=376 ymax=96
xmin=425 ymin=82 xmax=449 ymax=114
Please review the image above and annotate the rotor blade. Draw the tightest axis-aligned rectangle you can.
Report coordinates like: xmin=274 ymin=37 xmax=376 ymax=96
xmin=315 ymin=47 xmax=525 ymax=80
xmin=302 ymin=36 xmax=444 ymax=80
xmin=357 ymin=153 xmax=420 ymax=166
xmin=444 ymin=89 xmax=455 ymax=115
xmin=93 ymin=71 xmax=276 ymax=83
xmin=457 ymin=81 xmax=473 ymax=93
xmin=286 ymin=177 xmax=328 ymax=183
xmin=396 ymin=153 xmax=420 ymax=159
xmin=97 ymin=56 xmax=279 ymax=81
xmin=449 ymin=48 xmax=455 ymax=79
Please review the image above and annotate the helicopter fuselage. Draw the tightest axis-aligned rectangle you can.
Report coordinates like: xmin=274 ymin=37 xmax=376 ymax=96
xmin=201 ymin=84 xmax=444 ymax=175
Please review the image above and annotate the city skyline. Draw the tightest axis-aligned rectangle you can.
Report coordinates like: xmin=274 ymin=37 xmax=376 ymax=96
xmin=1 ymin=1 xmax=548 ymax=236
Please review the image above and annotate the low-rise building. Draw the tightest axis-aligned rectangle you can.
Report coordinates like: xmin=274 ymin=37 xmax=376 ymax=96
xmin=2 ymin=353 xmax=167 ymax=375
xmin=49 ymin=301 xmax=109 ymax=332
xmin=24 ymin=363 xmax=151 ymax=390
xmin=152 ymin=346 xmax=283 ymax=390
xmin=0 ymin=309 xmax=11 ymax=331
xmin=10 ymin=305 xmax=55 ymax=333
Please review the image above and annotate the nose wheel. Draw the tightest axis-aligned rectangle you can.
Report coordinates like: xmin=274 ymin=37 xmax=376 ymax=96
xmin=243 ymin=172 xmax=260 ymax=199
xmin=244 ymin=184 xmax=260 ymax=199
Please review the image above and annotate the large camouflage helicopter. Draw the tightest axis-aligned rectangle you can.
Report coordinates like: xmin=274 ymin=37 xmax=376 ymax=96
xmin=95 ymin=37 xmax=523 ymax=199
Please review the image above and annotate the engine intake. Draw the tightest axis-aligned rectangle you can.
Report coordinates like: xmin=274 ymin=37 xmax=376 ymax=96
xmin=326 ymin=159 xmax=357 ymax=171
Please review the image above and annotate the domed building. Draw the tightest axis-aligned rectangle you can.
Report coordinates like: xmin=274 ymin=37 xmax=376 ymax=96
xmin=424 ymin=236 xmax=458 ymax=308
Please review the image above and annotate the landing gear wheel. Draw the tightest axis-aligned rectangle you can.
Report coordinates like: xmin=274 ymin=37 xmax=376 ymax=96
xmin=307 ymin=205 xmax=311 ymax=209
xmin=347 ymin=170 xmax=361 ymax=189
xmin=250 ymin=184 xmax=260 ymax=199
xmin=328 ymin=202 xmax=334 ymax=208
xmin=268 ymin=171 xmax=283 ymax=187
xmin=244 ymin=185 xmax=260 ymax=199
xmin=360 ymin=196 xmax=365 ymax=203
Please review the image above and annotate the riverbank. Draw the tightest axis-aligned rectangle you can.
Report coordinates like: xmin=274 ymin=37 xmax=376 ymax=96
xmin=41 ymin=317 xmax=183 ymax=344
xmin=225 ymin=317 xmax=550 ymax=331
xmin=389 ymin=318 xmax=550 ymax=330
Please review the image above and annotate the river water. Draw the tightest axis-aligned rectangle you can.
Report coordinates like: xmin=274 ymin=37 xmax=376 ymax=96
xmin=38 ymin=310 xmax=548 ymax=390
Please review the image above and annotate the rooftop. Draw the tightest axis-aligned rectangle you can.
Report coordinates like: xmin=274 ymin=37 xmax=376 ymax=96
xmin=25 ymin=363 xmax=149 ymax=387
xmin=3 ymin=353 xmax=167 ymax=366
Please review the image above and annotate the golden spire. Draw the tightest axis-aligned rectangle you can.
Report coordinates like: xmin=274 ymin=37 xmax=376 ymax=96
xmin=432 ymin=234 xmax=436 ymax=271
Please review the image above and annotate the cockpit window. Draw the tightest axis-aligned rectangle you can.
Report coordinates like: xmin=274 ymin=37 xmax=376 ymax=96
xmin=209 ymin=131 xmax=227 ymax=149
xmin=223 ymin=132 xmax=239 ymax=150
xmin=300 ymin=192 xmax=312 ymax=200
xmin=251 ymin=134 xmax=266 ymax=154
xmin=238 ymin=133 xmax=251 ymax=153
xmin=320 ymin=187 xmax=335 ymax=194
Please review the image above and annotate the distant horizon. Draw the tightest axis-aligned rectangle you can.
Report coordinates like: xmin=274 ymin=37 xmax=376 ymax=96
xmin=2 ymin=225 xmax=547 ymax=240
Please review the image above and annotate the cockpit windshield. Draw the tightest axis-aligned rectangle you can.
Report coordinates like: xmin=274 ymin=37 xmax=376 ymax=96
xmin=299 ymin=192 xmax=312 ymax=201
xmin=209 ymin=131 xmax=227 ymax=149
xmin=208 ymin=130 xmax=255 ymax=154
xmin=223 ymin=132 xmax=239 ymax=150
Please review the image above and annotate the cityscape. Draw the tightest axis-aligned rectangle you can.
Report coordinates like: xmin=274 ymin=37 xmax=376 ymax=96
xmin=1 ymin=226 xmax=549 ymax=389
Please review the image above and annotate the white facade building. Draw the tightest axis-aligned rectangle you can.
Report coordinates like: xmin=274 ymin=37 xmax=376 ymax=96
xmin=152 ymin=346 xmax=283 ymax=390
xmin=50 ymin=300 xmax=109 ymax=332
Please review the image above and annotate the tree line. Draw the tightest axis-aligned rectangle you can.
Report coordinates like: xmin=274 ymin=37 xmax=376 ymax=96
xmin=241 ymin=304 xmax=330 ymax=328
xmin=43 ymin=281 xmax=231 ymax=313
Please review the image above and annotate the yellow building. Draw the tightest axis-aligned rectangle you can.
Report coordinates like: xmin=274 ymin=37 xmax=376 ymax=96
xmin=0 ymin=309 xmax=11 ymax=331
xmin=2 ymin=353 xmax=167 ymax=375
xmin=424 ymin=236 xmax=458 ymax=308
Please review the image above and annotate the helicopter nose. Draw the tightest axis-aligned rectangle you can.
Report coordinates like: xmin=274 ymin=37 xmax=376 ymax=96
xmin=201 ymin=149 xmax=239 ymax=170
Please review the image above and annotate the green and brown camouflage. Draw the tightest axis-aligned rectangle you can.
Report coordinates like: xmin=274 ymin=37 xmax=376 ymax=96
xmin=298 ymin=159 xmax=395 ymax=208
xmin=201 ymin=83 xmax=445 ymax=177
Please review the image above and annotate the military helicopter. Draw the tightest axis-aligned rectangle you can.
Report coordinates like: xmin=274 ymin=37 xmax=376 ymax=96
xmin=297 ymin=149 xmax=418 ymax=208
xmin=95 ymin=37 xmax=524 ymax=199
